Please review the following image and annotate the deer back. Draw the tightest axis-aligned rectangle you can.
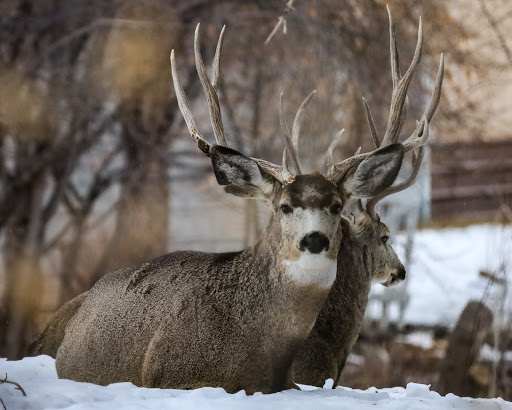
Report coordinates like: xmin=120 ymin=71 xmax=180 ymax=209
xmin=27 ymin=292 xmax=88 ymax=358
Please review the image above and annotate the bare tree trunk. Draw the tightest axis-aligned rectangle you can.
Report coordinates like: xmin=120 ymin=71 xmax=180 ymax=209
xmin=3 ymin=254 xmax=44 ymax=359
xmin=437 ymin=301 xmax=493 ymax=397
xmin=0 ymin=173 xmax=46 ymax=359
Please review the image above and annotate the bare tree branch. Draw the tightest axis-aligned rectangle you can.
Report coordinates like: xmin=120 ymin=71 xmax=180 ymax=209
xmin=0 ymin=373 xmax=27 ymax=396
xmin=264 ymin=0 xmax=295 ymax=44
xmin=477 ymin=0 xmax=512 ymax=67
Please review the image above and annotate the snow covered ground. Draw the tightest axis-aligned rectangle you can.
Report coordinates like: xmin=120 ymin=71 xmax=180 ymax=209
xmin=1 ymin=356 xmax=511 ymax=410
xmin=369 ymin=223 xmax=512 ymax=327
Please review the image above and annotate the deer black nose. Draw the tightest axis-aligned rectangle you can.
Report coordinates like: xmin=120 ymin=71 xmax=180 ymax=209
xmin=300 ymin=232 xmax=330 ymax=254
xmin=397 ymin=266 xmax=406 ymax=280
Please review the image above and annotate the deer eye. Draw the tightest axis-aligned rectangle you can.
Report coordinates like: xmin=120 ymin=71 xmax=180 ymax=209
xmin=330 ymin=204 xmax=342 ymax=215
xmin=381 ymin=235 xmax=389 ymax=244
xmin=280 ymin=204 xmax=293 ymax=214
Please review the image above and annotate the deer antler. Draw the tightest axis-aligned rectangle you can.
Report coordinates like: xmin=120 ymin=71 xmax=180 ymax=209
xmin=291 ymin=90 xmax=316 ymax=174
xmin=194 ymin=24 xmax=228 ymax=148
xmin=171 ymin=24 xmax=304 ymax=185
xmin=171 ymin=24 xmax=228 ymax=156
xmin=362 ymin=97 xmax=380 ymax=149
xmin=171 ymin=49 xmax=211 ymax=155
xmin=279 ymin=91 xmax=316 ymax=175
xmin=325 ymin=6 xmax=443 ymax=191
xmin=324 ymin=129 xmax=345 ymax=169
xmin=361 ymin=7 xmax=443 ymax=217
xmin=279 ymin=92 xmax=298 ymax=174
xmin=379 ymin=6 xmax=423 ymax=147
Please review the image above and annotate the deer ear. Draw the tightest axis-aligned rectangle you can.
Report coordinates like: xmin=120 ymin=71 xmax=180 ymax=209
xmin=210 ymin=145 xmax=276 ymax=200
xmin=340 ymin=143 xmax=404 ymax=198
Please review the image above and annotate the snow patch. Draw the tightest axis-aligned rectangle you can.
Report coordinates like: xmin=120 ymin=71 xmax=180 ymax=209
xmin=398 ymin=331 xmax=434 ymax=349
xmin=369 ymin=224 xmax=512 ymax=327
xmin=346 ymin=353 xmax=365 ymax=366
xmin=480 ymin=344 xmax=512 ymax=362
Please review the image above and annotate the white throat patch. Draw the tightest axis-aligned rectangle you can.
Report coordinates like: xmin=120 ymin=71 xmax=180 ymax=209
xmin=282 ymin=254 xmax=337 ymax=289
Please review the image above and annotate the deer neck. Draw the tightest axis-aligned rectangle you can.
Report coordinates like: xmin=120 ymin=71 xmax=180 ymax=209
xmin=316 ymin=222 xmax=373 ymax=347
xmin=238 ymin=213 xmax=337 ymax=346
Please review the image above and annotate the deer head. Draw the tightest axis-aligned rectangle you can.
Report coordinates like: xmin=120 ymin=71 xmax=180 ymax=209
xmin=170 ymin=24 xmax=405 ymax=277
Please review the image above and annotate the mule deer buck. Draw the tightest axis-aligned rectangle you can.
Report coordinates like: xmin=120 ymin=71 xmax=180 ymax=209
xmin=293 ymin=7 xmax=444 ymax=387
xmin=41 ymin=25 xmax=405 ymax=394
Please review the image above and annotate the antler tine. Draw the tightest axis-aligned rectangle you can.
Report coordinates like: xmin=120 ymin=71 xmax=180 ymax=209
xmin=401 ymin=54 xmax=443 ymax=151
xmin=362 ymin=97 xmax=380 ymax=148
xmin=291 ymin=90 xmax=316 ymax=174
xmin=380 ymin=8 xmax=423 ymax=147
xmin=194 ymin=23 xmax=228 ymax=147
xmin=324 ymin=128 xmax=345 ymax=169
xmin=388 ymin=5 xmax=401 ymax=89
xmin=170 ymin=49 xmax=211 ymax=156
xmin=366 ymin=145 xmax=425 ymax=218
xmin=402 ymin=116 xmax=429 ymax=152
xmin=423 ymin=53 xmax=444 ymax=124
xmin=279 ymin=93 xmax=301 ymax=174
xmin=211 ymin=25 xmax=226 ymax=92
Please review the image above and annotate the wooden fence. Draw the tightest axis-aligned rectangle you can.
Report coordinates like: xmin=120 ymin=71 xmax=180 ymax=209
xmin=431 ymin=139 xmax=512 ymax=221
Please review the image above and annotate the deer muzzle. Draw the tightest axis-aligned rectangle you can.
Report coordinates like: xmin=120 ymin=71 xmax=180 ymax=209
xmin=299 ymin=232 xmax=330 ymax=254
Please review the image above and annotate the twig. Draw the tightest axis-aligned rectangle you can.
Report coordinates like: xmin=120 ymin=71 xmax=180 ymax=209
xmin=264 ymin=0 xmax=296 ymax=45
xmin=0 ymin=373 xmax=27 ymax=396
xmin=477 ymin=0 xmax=512 ymax=67
xmin=479 ymin=269 xmax=507 ymax=285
